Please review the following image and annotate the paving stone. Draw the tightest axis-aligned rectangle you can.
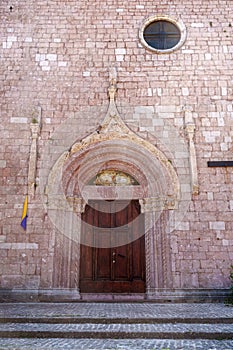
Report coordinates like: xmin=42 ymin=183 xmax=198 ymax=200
xmin=0 ymin=303 xmax=232 ymax=349
xmin=0 ymin=338 xmax=233 ymax=350
xmin=1 ymin=302 xmax=233 ymax=320
xmin=1 ymin=322 xmax=233 ymax=337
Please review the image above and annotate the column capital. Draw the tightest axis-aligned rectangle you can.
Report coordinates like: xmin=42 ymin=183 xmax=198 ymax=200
xmin=66 ymin=197 xmax=87 ymax=213
xmin=139 ymin=196 xmax=177 ymax=213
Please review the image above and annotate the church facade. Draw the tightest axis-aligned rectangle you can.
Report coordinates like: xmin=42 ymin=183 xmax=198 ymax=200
xmin=0 ymin=0 xmax=233 ymax=301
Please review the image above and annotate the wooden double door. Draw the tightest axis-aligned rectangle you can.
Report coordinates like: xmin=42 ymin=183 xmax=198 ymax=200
xmin=80 ymin=200 xmax=145 ymax=293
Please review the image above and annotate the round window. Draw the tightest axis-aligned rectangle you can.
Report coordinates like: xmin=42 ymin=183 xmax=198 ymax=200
xmin=139 ymin=16 xmax=186 ymax=54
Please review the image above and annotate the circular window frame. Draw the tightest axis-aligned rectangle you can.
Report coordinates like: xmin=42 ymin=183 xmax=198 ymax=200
xmin=139 ymin=15 xmax=187 ymax=54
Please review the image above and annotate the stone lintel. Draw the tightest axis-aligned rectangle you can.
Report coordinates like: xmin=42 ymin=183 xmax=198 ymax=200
xmin=139 ymin=197 xmax=177 ymax=213
xmin=81 ymin=185 xmax=146 ymax=200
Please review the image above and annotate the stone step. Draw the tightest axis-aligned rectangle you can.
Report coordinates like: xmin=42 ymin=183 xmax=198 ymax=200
xmin=0 ymin=322 xmax=233 ymax=340
xmin=1 ymin=316 xmax=233 ymax=324
xmin=0 ymin=338 xmax=233 ymax=350
xmin=1 ymin=302 xmax=232 ymax=321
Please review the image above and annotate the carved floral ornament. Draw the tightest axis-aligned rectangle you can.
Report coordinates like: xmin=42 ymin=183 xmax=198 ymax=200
xmin=93 ymin=170 xmax=138 ymax=186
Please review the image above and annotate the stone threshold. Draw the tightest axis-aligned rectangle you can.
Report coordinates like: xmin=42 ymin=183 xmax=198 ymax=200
xmin=0 ymin=288 xmax=230 ymax=303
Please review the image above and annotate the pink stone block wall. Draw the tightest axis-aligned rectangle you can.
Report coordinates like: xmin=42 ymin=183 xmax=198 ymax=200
xmin=0 ymin=0 xmax=232 ymax=295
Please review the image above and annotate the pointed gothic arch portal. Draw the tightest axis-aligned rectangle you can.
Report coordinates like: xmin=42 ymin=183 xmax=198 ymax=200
xmin=47 ymin=81 xmax=181 ymax=299
xmin=59 ymin=124 xmax=180 ymax=298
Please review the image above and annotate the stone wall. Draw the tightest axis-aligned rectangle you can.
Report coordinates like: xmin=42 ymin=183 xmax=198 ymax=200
xmin=0 ymin=0 xmax=232 ymax=299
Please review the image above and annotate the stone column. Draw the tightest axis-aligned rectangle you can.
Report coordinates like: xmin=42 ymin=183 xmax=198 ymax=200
xmin=140 ymin=198 xmax=172 ymax=299
xmin=28 ymin=106 xmax=42 ymax=198
xmin=186 ymin=123 xmax=199 ymax=195
xmin=184 ymin=106 xmax=199 ymax=195
xmin=66 ymin=197 xmax=86 ymax=294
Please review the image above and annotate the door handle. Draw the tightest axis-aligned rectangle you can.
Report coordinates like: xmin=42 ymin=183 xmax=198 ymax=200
xmin=118 ymin=253 xmax=125 ymax=258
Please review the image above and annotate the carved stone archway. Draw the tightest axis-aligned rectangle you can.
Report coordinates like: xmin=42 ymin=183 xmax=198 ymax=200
xmin=47 ymin=81 xmax=180 ymax=300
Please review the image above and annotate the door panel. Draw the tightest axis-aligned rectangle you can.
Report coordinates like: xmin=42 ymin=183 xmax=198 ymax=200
xmin=113 ymin=242 xmax=130 ymax=281
xmin=80 ymin=200 xmax=145 ymax=293
xmin=95 ymin=248 xmax=111 ymax=280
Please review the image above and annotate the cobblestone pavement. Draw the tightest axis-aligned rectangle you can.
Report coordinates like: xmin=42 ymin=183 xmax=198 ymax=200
xmin=1 ymin=321 xmax=233 ymax=334
xmin=0 ymin=338 xmax=233 ymax=350
xmin=1 ymin=302 xmax=233 ymax=319
xmin=0 ymin=303 xmax=232 ymax=350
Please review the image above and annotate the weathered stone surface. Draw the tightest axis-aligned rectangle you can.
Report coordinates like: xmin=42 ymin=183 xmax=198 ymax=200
xmin=0 ymin=0 xmax=232 ymax=299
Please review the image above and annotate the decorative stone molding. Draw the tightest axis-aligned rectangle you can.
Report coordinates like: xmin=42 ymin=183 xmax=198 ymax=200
xmin=183 ymin=106 xmax=199 ymax=195
xmin=108 ymin=65 xmax=117 ymax=103
xmin=94 ymin=170 xmax=137 ymax=186
xmin=139 ymin=196 xmax=177 ymax=213
xmin=67 ymin=90 xmax=180 ymax=204
xmin=45 ymin=72 xmax=181 ymax=295
xmin=80 ymin=185 xmax=146 ymax=200
xmin=66 ymin=197 xmax=87 ymax=213
xmin=144 ymin=209 xmax=172 ymax=294
xmin=185 ymin=123 xmax=199 ymax=195
xmin=28 ymin=106 xmax=42 ymax=198
xmin=139 ymin=15 xmax=187 ymax=55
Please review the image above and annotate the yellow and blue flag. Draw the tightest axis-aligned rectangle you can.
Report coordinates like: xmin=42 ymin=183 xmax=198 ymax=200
xmin=21 ymin=195 xmax=28 ymax=230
